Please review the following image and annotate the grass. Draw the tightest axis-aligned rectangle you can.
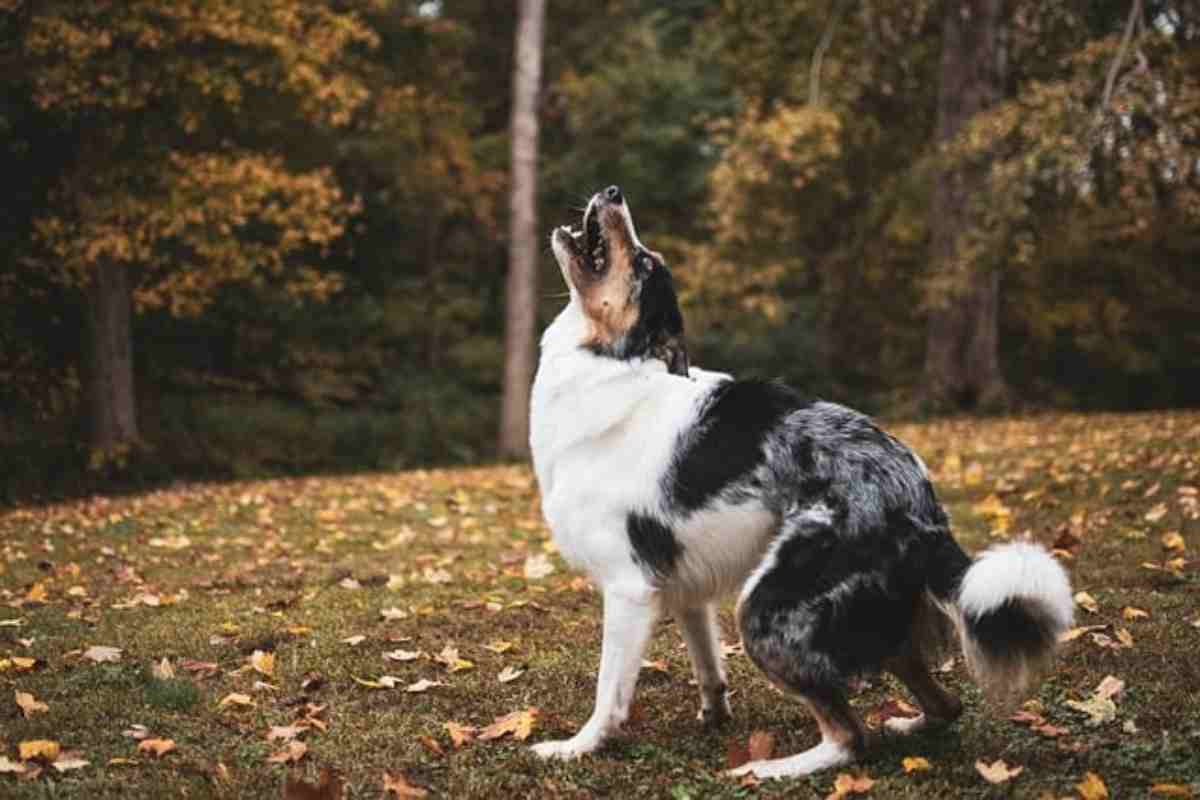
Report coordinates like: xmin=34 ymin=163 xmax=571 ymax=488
xmin=1 ymin=410 xmax=1198 ymax=798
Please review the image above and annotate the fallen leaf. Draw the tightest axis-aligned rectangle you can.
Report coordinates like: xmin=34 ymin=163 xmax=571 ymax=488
xmin=19 ymin=740 xmax=61 ymax=762
xmin=267 ymin=724 xmax=307 ymax=742
xmin=0 ymin=756 xmax=26 ymax=774
xmin=418 ymin=735 xmax=444 ymax=757
xmin=341 ymin=635 xmax=367 ymax=647
xmin=1150 ymin=784 xmax=1194 ymax=798
xmin=152 ymin=657 xmax=175 ymax=680
xmin=975 ymin=759 xmax=1023 ymax=784
xmin=82 ymin=645 xmax=122 ymax=663
xmin=405 ymin=678 xmax=446 ymax=693
xmin=266 ymin=741 xmax=307 ymax=764
xmin=180 ymin=658 xmax=219 ymax=677
xmin=748 ymin=730 xmax=774 ymax=761
xmin=217 ymin=692 xmax=255 ymax=709
xmin=826 ymin=772 xmax=876 ymax=799
xmin=123 ymin=724 xmax=150 ymax=740
xmin=50 ymin=753 xmax=90 ymax=772
xmin=137 ymin=738 xmax=176 ymax=758
xmin=380 ymin=607 xmax=409 ymax=621
xmin=25 ymin=582 xmax=48 ymax=603
xmin=282 ymin=766 xmax=343 ymax=800
xmin=1077 ymin=772 xmax=1109 ymax=800
xmin=1074 ymin=592 xmax=1099 ymax=613
xmin=497 ymin=665 xmax=524 ymax=684
xmin=1162 ymin=532 xmax=1186 ymax=552
xmin=250 ymin=650 xmax=275 ymax=676
xmin=445 ymin=722 xmax=477 ymax=748
xmin=1144 ymin=503 xmax=1168 ymax=523
xmin=1065 ymin=695 xmax=1117 ymax=727
xmin=383 ymin=649 xmax=423 ymax=662
xmin=478 ymin=708 xmax=539 ymax=741
xmin=482 ymin=641 xmax=514 ymax=654
xmin=1095 ymin=675 xmax=1125 ymax=700
xmin=1122 ymin=607 xmax=1150 ymax=621
xmin=382 ymin=771 xmax=429 ymax=798
xmin=523 ymin=553 xmax=556 ymax=580
xmin=902 ymin=756 xmax=932 ymax=773
xmin=434 ymin=645 xmax=473 ymax=673
xmin=15 ymin=690 xmax=48 ymax=718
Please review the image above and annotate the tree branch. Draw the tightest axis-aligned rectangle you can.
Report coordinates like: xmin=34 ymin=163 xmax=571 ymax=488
xmin=1100 ymin=0 xmax=1142 ymax=115
xmin=809 ymin=0 xmax=845 ymax=107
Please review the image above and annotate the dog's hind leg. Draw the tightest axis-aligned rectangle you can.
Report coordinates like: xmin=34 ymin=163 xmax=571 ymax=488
xmin=882 ymin=646 xmax=962 ymax=736
xmin=532 ymin=588 xmax=660 ymax=760
xmin=676 ymin=603 xmax=731 ymax=727
xmin=728 ymin=685 xmax=865 ymax=779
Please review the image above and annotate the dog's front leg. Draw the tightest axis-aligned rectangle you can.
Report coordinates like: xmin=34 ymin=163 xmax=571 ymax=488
xmin=532 ymin=588 xmax=659 ymax=760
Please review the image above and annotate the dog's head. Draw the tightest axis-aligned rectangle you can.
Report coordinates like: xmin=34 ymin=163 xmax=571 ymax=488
xmin=550 ymin=186 xmax=689 ymax=376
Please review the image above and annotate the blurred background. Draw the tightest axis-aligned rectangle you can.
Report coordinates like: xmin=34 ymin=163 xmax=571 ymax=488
xmin=1 ymin=1 xmax=1197 ymax=501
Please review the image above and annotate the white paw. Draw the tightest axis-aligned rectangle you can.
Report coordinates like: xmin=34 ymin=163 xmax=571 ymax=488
xmin=883 ymin=713 xmax=926 ymax=736
xmin=531 ymin=738 xmax=594 ymax=760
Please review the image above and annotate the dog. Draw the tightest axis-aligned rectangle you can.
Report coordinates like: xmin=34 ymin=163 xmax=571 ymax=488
xmin=528 ymin=185 xmax=1073 ymax=779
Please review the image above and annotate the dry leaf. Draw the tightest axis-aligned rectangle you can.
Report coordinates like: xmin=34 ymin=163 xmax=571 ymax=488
xmin=1074 ymin=592 xmax=1099 ymax=613
xmin=383 ymin=649 xmax=423 ymax=662
xmin=380 ymin=607 xmax=409 ymax=621
xmin=1077 ymin=772 xmax=1110 ymax=800
xmin=1122 ymin=607 xmax=1150 ymax=621
xmin=151 ymin=657 xmax=175 ymax=680
xmin=1095 ymin=675 xmax=1125 ymax=700
xmin=523 ymin=553 xmax=556 ymax=580
xmin=975 ymin=759 xmax=1023 ymax=784
xmin=1065 ymin=695 xmax=1117 ymax=727
xmin=82 ymin=645 xmax=122 ymax=663
xmin=902 ymin=756 xmax=932 ymax=773
xmin=382 ymin=771 xmax=429 ymax=798
xmin=0 ymin=756 xmax=26 ymax=774
xmin=497 ymin=665 xmax=524 ymax=684
xmin=267 ymin=724 xmax=307 ymax=742
xmin=1162 ymin=532 xmax=1186 ymax=552
xmin=266 ymin=741 xmax=307 ymax=764
xmin=282 ymin=766 xmax=343 ymax=800
xmin=478 ymin=708 xmax=539 ymax=741
xmin=1150 ymin=784 xmax=1194 ymax=798
xmin=434 ymin=645 xmax=473 ymax=673
xmin=50 ymin=753 xmax=90 ymax=772
xmin=15 ymin=690 xmax=48 ymax=718
xmin=138 ymin=738 xmax=176 ymax=758
xmin=405 ymin=678 xmax=446 ymax=693
xmin=748 ymin=731 xmax=775 ymax=762
xmin=482 ymin=641 xmax=514 ymax=654
xmin=249 ymin=650 xmax=275 ymax=676
xmin=445 ymin=722 xmax=477 ymax=748
xmin=1144 ymin=503 xmax=1168 ymax=523
xmin=217 ymin=692 xmax=255 ymax=709
xmin=19 ymin=740 xmax=61 ymax=762
xmin=826 ymin=772 xmax=876 ymax=799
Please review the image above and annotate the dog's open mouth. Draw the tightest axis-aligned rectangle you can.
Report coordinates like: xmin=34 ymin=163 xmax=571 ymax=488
xmin=584 ymin=207 xmax=606 ymax=274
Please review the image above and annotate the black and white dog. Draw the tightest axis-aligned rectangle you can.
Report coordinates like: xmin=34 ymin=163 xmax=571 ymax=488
xmin=529 ymin=186 xmax=1073 ymax=779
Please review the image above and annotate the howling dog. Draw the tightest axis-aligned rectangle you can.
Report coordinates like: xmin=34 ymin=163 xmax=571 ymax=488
xmin=528 ymin=185 xmax=1072 ymax=779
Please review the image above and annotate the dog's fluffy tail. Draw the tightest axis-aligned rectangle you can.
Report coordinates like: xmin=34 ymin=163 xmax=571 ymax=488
xmin=933 ymin=540 xmax=1073 ymax=704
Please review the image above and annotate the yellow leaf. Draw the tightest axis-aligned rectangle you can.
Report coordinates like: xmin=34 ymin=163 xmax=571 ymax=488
xmin=1162 ymin=532 xmax=1186 ymax=552
xmin=445 ymin=722 xmax=477 ymax=748
xmin=1150 ymin=784 xmax=1194 ymax=798
xmin=826 ymin=772 xmax=876 ymax=799
xmin=217 ymin=692 xmax=255 ymax=709
xmin=1122 ymin=607 xmax=1150 ymax=621
xmin=1074 ymin=591 xmax=1099 ymax=613
xmin=25 ymin=582 xmax=48 ymax=603
xmin=902 ymin=756 xmax=932 ymax=773
xmin=266 ymin=741 xmax=307 ymax=764
xmin=15 ymin=690 xmax=48 ymax=718
xmin=478 ymin=708 xmax=539 ymax=741
xmin=1077 ymin=772 xmax=1109 ymax=800
xmin=975 ymin=759 xmax=1023 ymax=784
xmin=249 ymin=650 xmax=275 ymax=676
xmin=482 ymin=641 xmax=513 ymax=654
xmin=19 ymin=739 xmax=61 ymax=762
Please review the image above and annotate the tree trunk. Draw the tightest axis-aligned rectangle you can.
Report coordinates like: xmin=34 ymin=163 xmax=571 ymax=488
xmin=923 ymin=0 xmax=1010 ymax=411
xmin=85 ymin=262 xmax=139 ymax=454
xmin=498 ymin=0 xmax=545 ymax=458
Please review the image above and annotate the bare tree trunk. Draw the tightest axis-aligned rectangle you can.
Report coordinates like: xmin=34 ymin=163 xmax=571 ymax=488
xmin=498 ymin=0 xmax=545 ymax=458
xmin=923 ymin=0 xmax=1010 ymax=411
xmin=85 ymin=262 xmax=139 ymax=454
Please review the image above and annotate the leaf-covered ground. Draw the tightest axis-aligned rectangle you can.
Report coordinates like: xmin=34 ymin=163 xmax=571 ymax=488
xmin=2 ymin=411 xmax=1198 ymax=799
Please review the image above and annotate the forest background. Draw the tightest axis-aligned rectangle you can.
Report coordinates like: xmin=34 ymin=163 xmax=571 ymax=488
xmin=2 ymin=0 xmax=1198 ymax=501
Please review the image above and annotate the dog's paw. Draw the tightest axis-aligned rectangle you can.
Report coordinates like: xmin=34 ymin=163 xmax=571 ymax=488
xmin=698 ymin=701 xmax=732 ymax=729
xmin=531 ymin=738 xmax=592 ymax=760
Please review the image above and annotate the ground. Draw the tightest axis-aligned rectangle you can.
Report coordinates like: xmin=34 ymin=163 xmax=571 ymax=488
xmin=1 ymin=411 xmax=1198 ymax=799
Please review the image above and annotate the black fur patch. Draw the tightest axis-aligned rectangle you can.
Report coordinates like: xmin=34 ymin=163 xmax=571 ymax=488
xmin=667 ymin=379 xmax=808 ymax=513
xmin=582 ymin=254 xmax=687 ymax=374
xmin=966 ymin=600 xmax=1056 ymax=661
xmin=626 ymin=512 xmax=682 ymax=579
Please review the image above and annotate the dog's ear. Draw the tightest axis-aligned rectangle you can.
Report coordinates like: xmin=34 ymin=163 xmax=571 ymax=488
xmin=662 ymin=337 xmax=690 ymax=377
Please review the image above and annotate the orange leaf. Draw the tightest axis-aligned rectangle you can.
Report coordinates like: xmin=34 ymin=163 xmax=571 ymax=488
xmin=19 ymin=739 xmax=60 ymax=762
xmin=266 ymin=741 xmax=307 ymax=764
xmin=138 ymin=738 xmax=176 ymax=758
xmin=382 ymin=771 xmax=429 ymax=798
xmin=826 ymin=772 xmax=876 ymax=799
xmin=15 ymin=690 xmax=48 ymax=718
xmin=1150 ymin=784 xmax=1194 ymax=798
xmin=444 ymin=722 xmax=477 ymax=749
xmin=902 ymin=756 xmax=932 ymax=773
xmin=1077 ymin=772 xmax=1109 ymax=800
xmin=748 ymin=731 xmax=774 ymax=761
xmin=478 ymin=708 xmax=539 ymax=742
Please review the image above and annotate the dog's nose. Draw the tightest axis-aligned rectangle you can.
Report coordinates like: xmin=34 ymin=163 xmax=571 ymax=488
xmin=603 ymin=185 xmax=623 ymax=203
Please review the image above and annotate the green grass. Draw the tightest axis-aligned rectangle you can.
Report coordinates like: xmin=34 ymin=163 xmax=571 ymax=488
xmin=1 ymin=411 xmax=1198 ymax=798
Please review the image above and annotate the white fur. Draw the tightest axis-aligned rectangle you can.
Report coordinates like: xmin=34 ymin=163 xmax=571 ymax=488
xmin=727 ymin=739 xmax=854 ymax=779
xmin=957 ymin=541 xmax=1074 ymax=631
